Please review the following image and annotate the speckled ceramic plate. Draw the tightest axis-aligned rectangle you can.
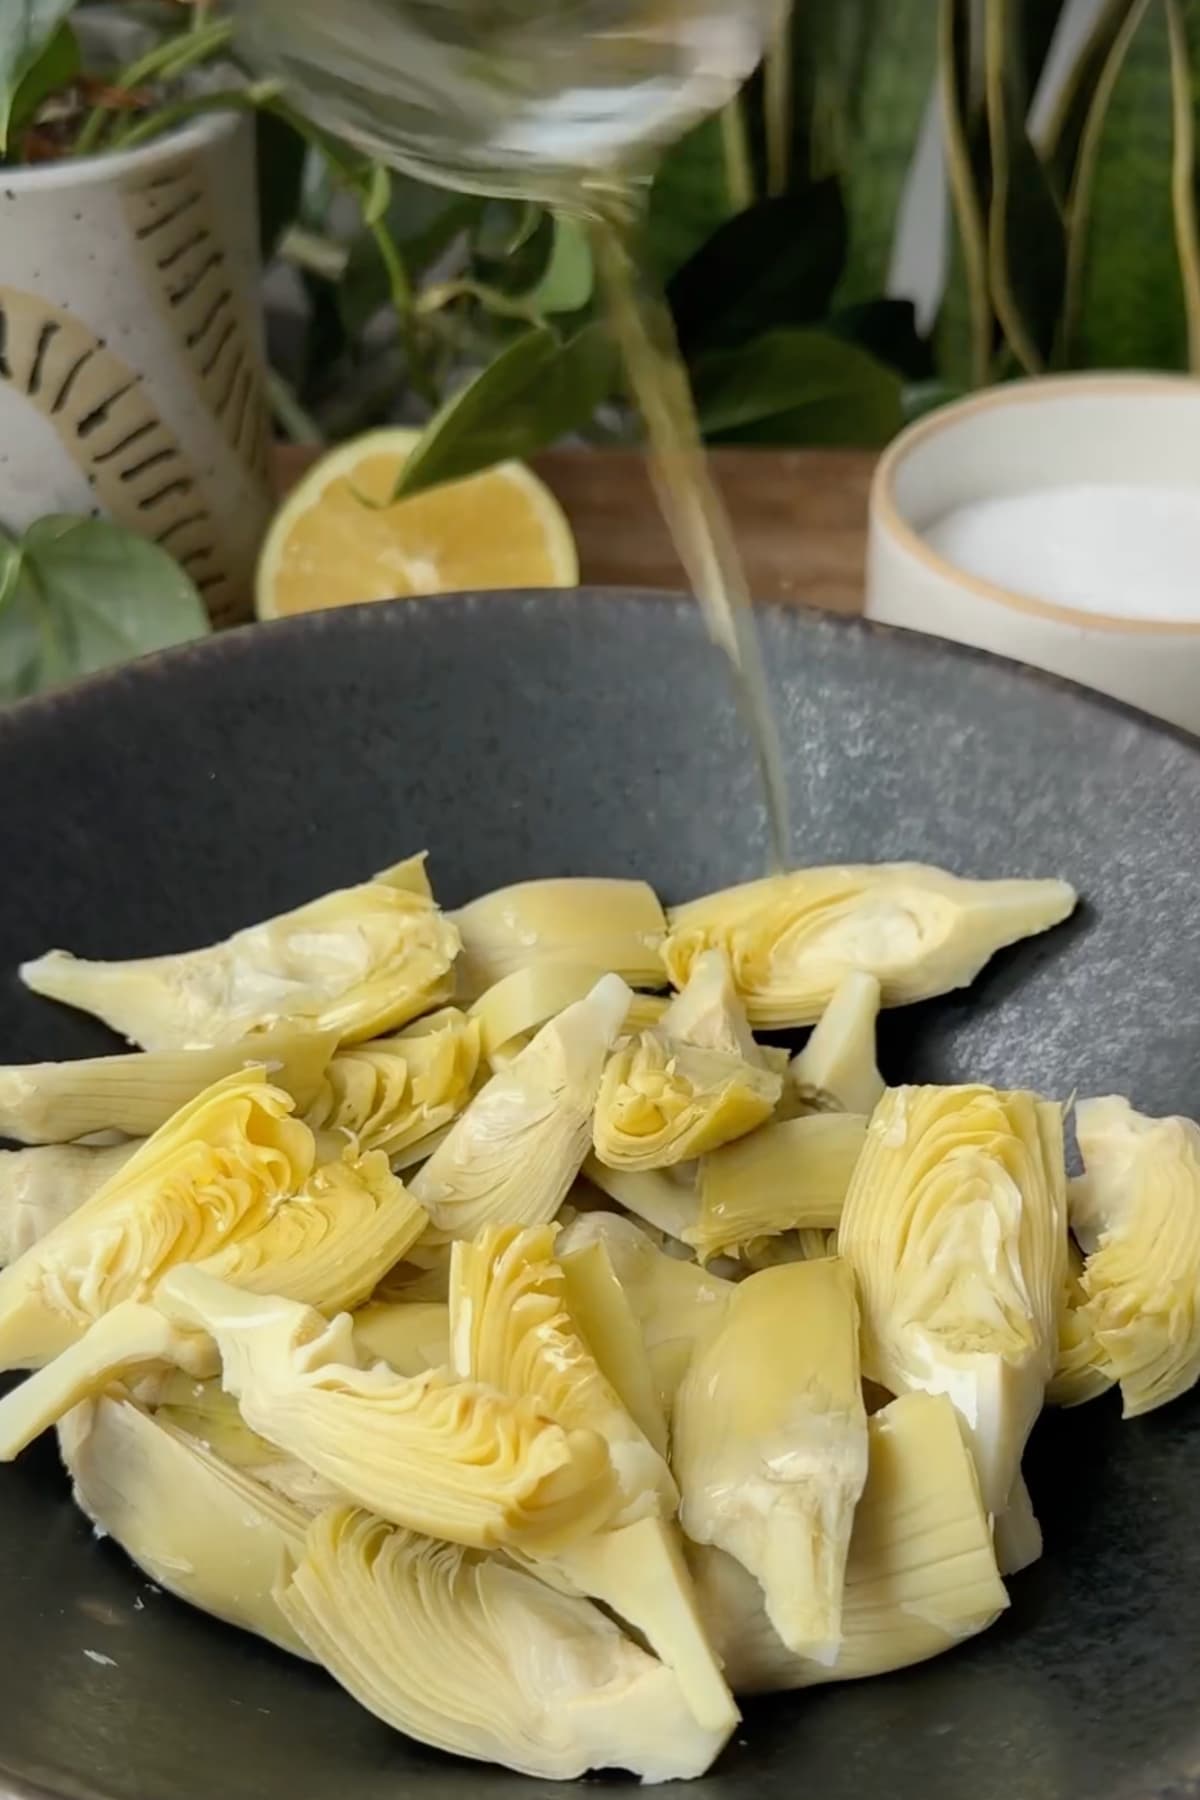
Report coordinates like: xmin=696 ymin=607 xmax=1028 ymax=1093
xmin=0 ymin=591 xmax=1197 ymax=1800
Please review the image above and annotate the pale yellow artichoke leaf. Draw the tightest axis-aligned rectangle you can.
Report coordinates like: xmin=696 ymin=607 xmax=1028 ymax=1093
xmin=783 ymin=971 xmax=885 ymax=1117
xmin=739 ymin=1229 xmax=837 ymax=1270
xmin=0 ymin=1022 xmax=338 ymax=1148
xmin=470 ymin=962 xmax=667 ymax=1070
xmin=1071 ymin=1096 xmax=1200 ymax=1417
xmin=21 ymin=862 xmax=460 ymax=1051
xmin=303 ymin=1010 xmax=480 ymax=1163
xmin=838 ymin=1084 xmax=1067 ymax=1513
xmin=0 ymin=1299 xmax=216 ymax=1460
xmin=1047 ymin=1235 xmax=1115 ymax=1408
xmin=351 ymin=1300 xmax=450 ymax=1375
xmin=558 ymin=1239 xmax=667 ymax=1456
xmin=592 ymin=1031 xmax=781 ymax=1173
xmin=453 ymin=877 xmax=666 ymax=1000
xmin=556 ymin=1210 xmax=733 ymax=1414
xmin=581 ymin=1155 xmax=700 ymax=1242
xmin=277 ymin=1505 xmax=729 ymax=1782
xmin=689 ymin=1390 xmax=1008 ymax=1692
xmin=412 ymin=974 xmax=631 ymax=1238
xmin=449 ymin=1224 xmax=676 ymax=1525
xmin=522 ymin=1514 xmax=739 ymax=1737
xmin=690 ymin=1113 xmax=867 ymax=1262
xmin=673 ymin=1257 xmax=867 ymax=1661
xmin=0 ymin=1070 xmax=315 ymax=1370
xmin=658 ymin=947 xmax=764 ymax=1065
xmin=199 ymin=1147 xmax=428 ymax=1317
xmin=663 ymin=864 xmax=1076 ymax=1029
xmin=60 ymin=1394 xmax=311 ymax=1658
xmin=0 ymin=1141 xmax=139 ymax=1265
xmin=993 ymin=1469 xmax=1042 ymax=1577
xmin=157 ymin=1264 xmax=617 ymax=1552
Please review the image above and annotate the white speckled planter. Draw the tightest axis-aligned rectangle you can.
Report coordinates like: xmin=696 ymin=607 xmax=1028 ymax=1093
xmin=0 ymin=112 xmax=272 ymax=626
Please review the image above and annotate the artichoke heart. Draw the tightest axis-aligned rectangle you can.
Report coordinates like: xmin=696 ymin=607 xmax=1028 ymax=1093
xmin=199 ymin=1147 xmax=428 ymax=1316
xmin=0 ymin=1141 xmax=139 ymax=1265
xmin=0 ymin=1069 xmax=315 ymax=1370
xmin=21 ymin=856 xmax=460 ymax=1051
xmin=592 ymin=1032 xmax=780 ymax=1172
xmin=145 ymin=1370 xmax=345 ymax=1515
xmin=673 ymin=1257 xmax=868 ymax=1662
xmin=784 ymin=971 xmax=884 ymax=1116
xmin=690 ymin=1113 xmax=868 ymax=1262
xmin=412 ymin=974 xmax=630 ymax=1237
xmin=1047 ymin=1237 xmax=1115 ymax=1408
xmin=556 ymin=1211 xmax=733 ymax=1413
xmin=59 ymin=1395 xmax=310 ymax=1658
xmin=690 ymin=1391 xmax=1008 ymax=1692
xmin=0 ymin=1022 xmax=338 ymax=1146
xmin=471 ymin=963 xmax=666 ymax=1069
xmin=449 ymin=1223 xmax=676 ymax=1525
xmin=837 ymin=1084 xmax=1067 ymax=1513
xmin=303 ymin=1009 xmax=480 ymax=1162
xmin=278 ymin=1505 xmax=730 ymax=1782
xmin=157 ymin=1265 xmax=618 ymax=1551
xmin=454 ymin=877 xmax=666 ymax=999
xmin=1071 ymin=1096 xmax=1200 ymax=1417
xmin=662 ymin=864 xmax=1076 ymax=1028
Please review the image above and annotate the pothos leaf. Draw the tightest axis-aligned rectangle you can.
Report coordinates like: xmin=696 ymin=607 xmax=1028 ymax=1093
xmin=0 ymin=0 xmax=76 ymax=151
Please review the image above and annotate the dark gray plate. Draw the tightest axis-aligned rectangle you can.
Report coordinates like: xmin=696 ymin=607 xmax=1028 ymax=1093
xmin=0 ymin=591 xmax=1197 ymax=1800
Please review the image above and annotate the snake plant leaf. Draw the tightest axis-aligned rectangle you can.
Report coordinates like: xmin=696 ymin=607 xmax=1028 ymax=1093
xmin=936 ymin=0 xmax=994 ymax=388
xmin=1038 ymin=0 xmax=1140 ymax=201
xmin=829 ymin=0 xmax=942 ymax=309
xmin=984 ymin=0 xmax=1067 ymax=373
xmin=1065 ymin=0 xmax=1191 ymax=370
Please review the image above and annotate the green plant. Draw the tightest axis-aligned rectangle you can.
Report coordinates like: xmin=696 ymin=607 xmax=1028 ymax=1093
xmin=4 ymin=1 xmax=1200 ymax=492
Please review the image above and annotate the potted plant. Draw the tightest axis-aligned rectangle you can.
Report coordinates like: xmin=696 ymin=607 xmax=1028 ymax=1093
xmin=0 ymin=2 xmax=275 ymax=626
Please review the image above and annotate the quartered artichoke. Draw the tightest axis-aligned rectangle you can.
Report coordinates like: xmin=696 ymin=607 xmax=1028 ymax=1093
xmin=453 ymin=877 xmax=666 ymax=999
xmin=157 ymin=1265 xmax=618 ymax=1551
xmin=411 ymin=974 xmax=630 ymax=1237
xmin=60 ymin=1394 xmax=310 ymax=1657
xmin=690 ymin=1391 xmax=1008 ymax=1691
xmin=21 ymin=856 xmax=460 ymax=1050
xmin=555 ymin=1211 xmax=733 ymax=1412
xmin=1070 ymin=1096 xmax=1200 ymax=1417
xmin=449 ymin=1223 xmax=675 ymax=1525
xmin=0 ymin=1022 xmax=337 ymax=1146
xmin=0 ymin=1141 xmax=139 ymax=1264
xmin=838 ymin=1084 xmax=1067 ymax=1513
xmin=657 ymin=948 xmax=764 ymax=1063
xmin=303 ymin=1009 xmax=480 ymax=1164
xmin=592 ymin=1034 xmax=780 ymax=1171
xmin=580 ymin=1156 xmax=701 ymax=1241
xmin=557 ymin=1238 xmax=666 ymax=1455
xmin=784 ymin=970 xmax=884 ymax=1117
xmin=278 ymin=1505 xmax=730 ymax=1781
xmin=471 ymin=963 xmax=666 ymax=1070
xmin=198 ymin=1147 xmax=428 ymax=1316
xmin=673 ymin=1258 xmax=868 ymax=1662
xmin=351 ymin=1300 xmax=450 ymax=1374
xmin=0 ymin=1070 xmax=315 ymax=1369
xmin=689 ymin=1113 xmax=867 ymax=1262
xmin=662 ymin=864 xmax=1076 ymax=1028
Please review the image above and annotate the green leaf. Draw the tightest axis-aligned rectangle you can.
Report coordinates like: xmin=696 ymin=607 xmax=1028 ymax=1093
xmin=0 ymin=517 xmax=210 ymax=701
xmin=0 ymin=0 xmax=76 ymax=151
xmin=984 ymin=0 xmax=1067 ymax=373
xmin=1018 ymin=0 xmax=1069 ymax=99
xmin=1065 ymin=0 xmax=1190 ymax=369
xmin=1167 ymin=0 xmax=1200 ymax=368
xmin=390 ymin=323 xmax=617 ymax=500
xmin=692 ymin=328 xmax=903 ymax=447
xmin=524 ymin=216 xmax=593 ymax=315
xmin=337 ymin=179 xmax=478 ymax=337
xmin=828 ymin=298 xmax=935 ymax=381
xmin=646 ymin=112 xmax=746 ymax=282
xmin=1039 ymin=0 xmax=1138 ymax=202
xmin=935 ymin=0 xmax=995 ymax=389
xmin=831 ymin=0 xmax=942 ymax=309
xmin=667 ymin=184 xmax=847 ymax=359
xmin=7 ymin=18 xmax=77 ymax=142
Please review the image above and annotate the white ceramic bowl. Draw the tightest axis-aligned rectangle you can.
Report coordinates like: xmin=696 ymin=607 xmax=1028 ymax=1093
xmin=866 ymin=374 xmax=1200 ymax=735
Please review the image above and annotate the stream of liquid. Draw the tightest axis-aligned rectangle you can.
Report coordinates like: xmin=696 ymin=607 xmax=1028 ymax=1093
xmin=236 ymin=0 xmax=791 ymax=866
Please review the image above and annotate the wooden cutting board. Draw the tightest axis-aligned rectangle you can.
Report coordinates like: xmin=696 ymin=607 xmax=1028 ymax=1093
xmin=273 ymin=444 xmax=878 ymax=614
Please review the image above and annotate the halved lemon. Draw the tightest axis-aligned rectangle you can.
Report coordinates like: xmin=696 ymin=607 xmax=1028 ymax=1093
xmin=256 ymin=429 xmax=578 ymax=620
